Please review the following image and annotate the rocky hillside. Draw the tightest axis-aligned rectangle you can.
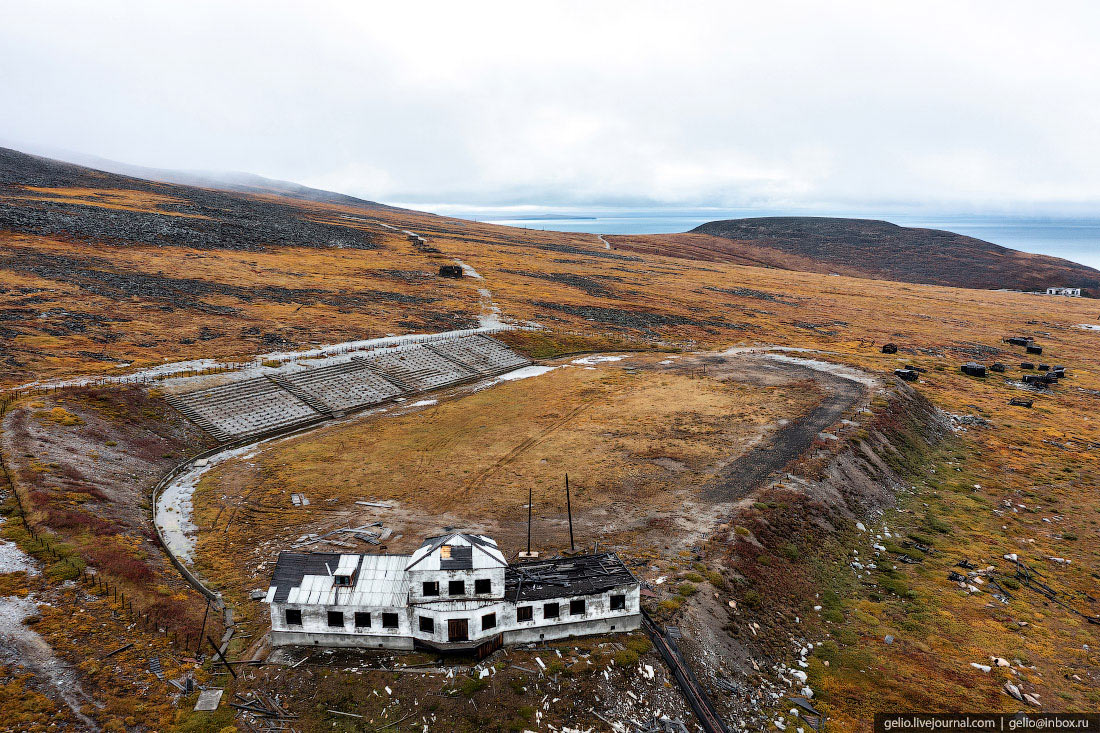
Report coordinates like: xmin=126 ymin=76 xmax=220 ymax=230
xmin=610 ymin=216 xmax=1100 ymax=295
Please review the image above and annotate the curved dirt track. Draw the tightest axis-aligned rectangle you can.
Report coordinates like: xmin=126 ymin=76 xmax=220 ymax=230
xmin=703 ymin=354 xmax=871 ymax=501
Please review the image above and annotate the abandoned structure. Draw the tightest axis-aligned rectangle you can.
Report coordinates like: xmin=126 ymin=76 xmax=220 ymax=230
xmin=1027 ymin=344 xmax=1044 ymax=355
xmin=166 ymin=335 xmax=529 ymax=442
xmin=1045 ymin=287 xmax=1082 ymax=297
xmin=961 ymin=362 xmax=987 ymax=377
xmin=265 ymin=532 xmax=641 ymax=652
xmin=881 ymin=343 xmax=898 ymax=354
xmin=438 ymin=264 xmax=464 ymax=278
xmin=893 ymin=368 xmax=918 ymax=382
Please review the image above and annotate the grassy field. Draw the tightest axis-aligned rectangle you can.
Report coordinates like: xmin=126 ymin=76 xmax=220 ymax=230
xmin=190 ymin=353 xmax=821 ymax=631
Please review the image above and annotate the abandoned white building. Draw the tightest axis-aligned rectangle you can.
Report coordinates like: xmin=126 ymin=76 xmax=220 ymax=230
xmin=1046 ymin=287 xmax=1082 ymax=297
xmin=265 ymin=532 xmax=641 ymax=653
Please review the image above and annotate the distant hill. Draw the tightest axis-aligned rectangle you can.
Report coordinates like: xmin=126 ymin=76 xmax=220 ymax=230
xmin=0 ymin=143 xmax=388 ymax=209
xmin=0 ymin=146 xmax=398 ymax=251
xmin=609 ymin=216 xmax=1100 ymax=295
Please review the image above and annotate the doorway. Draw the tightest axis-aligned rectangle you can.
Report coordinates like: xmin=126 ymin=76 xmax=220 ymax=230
xmin=448 ymin=618 xmax=469 ymax=642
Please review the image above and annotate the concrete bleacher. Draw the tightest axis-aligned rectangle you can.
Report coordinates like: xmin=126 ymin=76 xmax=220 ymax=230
xmin=355 ymin=344 xmax=478 ymax=391
xmin=272 ymin=361 xmax=405 ymax=415
xmin=166 ymin=377 xmax=322 ymax=442
xmin=168 ymin=335 xmax=531 ymax=442
xmin=425 ymin=335 xmax=529 ymax=375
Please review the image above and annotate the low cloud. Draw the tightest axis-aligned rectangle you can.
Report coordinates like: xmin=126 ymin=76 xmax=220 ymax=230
xmin=3 ymin=1 xmax=1099 ymax=214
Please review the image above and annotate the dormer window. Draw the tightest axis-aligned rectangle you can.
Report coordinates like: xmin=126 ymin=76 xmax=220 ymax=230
xmin=334 ymin=575 xmax=352 ymax=587
xmin=440 ymin=545 xmax=452 ymax=559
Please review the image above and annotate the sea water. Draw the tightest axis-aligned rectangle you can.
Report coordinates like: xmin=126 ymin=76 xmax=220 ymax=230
xmin=446 ymin=208 xmax=1100 ymax=270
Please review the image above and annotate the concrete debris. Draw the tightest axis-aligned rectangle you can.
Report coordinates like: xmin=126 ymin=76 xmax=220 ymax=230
xmin=193 ymin=689 xmax=223 ymax=711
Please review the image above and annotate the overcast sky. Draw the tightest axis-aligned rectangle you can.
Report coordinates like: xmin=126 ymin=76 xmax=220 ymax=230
xmin=3 ymin=1 xmax=1100 ymax=215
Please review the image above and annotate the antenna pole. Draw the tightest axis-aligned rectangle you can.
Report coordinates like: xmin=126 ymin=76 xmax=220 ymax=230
xmin=565 ymin=473 xmax=575 ymax=552
xmin=526 ymin=483 xmax=533 ymax=555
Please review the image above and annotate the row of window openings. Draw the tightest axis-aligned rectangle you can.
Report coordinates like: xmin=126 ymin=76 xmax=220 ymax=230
xmin=284 ymin=609 xmax=398 ymax=629
xmin=286 ymin=595 xmax=627 ymax=629
xmin=422 ymin=579 xmax=492 ymax=596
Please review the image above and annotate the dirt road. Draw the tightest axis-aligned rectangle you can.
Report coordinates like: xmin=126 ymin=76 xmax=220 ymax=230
xmin=703 ymin=354 xmax=871 ymax=501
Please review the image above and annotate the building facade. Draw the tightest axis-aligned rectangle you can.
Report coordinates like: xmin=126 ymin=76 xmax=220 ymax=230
xmin=1046 ymin=287 xmax=1082 ymax=297
xmin=265 ymin=532 xmax=641 ymax=652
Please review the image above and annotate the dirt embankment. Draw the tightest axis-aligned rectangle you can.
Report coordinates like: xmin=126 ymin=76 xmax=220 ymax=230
xmin=674 ymin=374 xmax=950 ymax=728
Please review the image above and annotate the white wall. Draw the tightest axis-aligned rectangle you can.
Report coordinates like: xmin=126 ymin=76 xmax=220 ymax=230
xmin=407 ymin=566 xmax=505 ymax=603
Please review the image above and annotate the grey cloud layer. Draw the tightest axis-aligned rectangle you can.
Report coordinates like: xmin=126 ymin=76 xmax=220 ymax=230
xmin=2 ymin=0 xmax=1098 ymax=213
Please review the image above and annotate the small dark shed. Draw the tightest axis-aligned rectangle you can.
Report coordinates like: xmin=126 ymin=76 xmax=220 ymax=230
xmin=1037 ymin=363 xmax=1050 ymax=371
xmin=438 ymin=265 xmax=464 ymax=279
xmin=1026 ymin=344 xmax=1043 ymax=355
xmin=882 ymin=343 xmax=898 ymax=354
xmin=990 ymin=363 xmax=1006 ymax=373
xmin=894 ymin=369 xmax=919 ymax=382
xmin=904 ymin=364 xmax=926 ymax=373
xmin=1009 ymin=398 xmax=1033 ymax=408
xmin=1020 ymin=362 xmax=1035 ymax=370
xmin=1022 ymin=374 xmax=1048 ymax=386
xmin=961 ymin=362 xmax=987 ymax=377
xmin=1006 ymin=336 xmax=1031 ymax=347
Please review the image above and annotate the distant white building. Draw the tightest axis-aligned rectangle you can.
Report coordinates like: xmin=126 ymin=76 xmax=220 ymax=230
xmin=265 ymin=532 xmax=641 ymax=653
xmin=1046 ymin=287 xmax=1082 ymax=297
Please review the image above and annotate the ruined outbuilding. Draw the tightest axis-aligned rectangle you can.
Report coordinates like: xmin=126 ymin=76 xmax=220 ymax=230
xmin=960 ymin=362 xmax=987 ymax=377
xmin=265 ymin=532 xmax=641 ymax=653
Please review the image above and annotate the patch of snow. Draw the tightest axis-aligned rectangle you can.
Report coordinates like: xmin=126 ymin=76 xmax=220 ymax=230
xmin=571 ymin=354 xmax=626 ymax=365
xmin=761 ymin=354 xmax=879 ymax=387
xmin=408 ymin=399 xmax=438 ymax=408
xmin=453 ymin=259 xmax=484 ymax=279
xmin=476 ymin=365 xmax=559 ymax=391
xmin=1077 ymin=324 xmax=1100 ymax=331
xmin=721 ymin=345 xmax=822 ymax=356
xmin=0 ymin=516 xmax=36 ymax=575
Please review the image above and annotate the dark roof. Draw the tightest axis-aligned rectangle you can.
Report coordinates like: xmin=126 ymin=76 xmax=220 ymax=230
xmin=504 ymin=553 xmax=638 ymax=602
xmin=270 ymin=551 xmax=343 ymax=603
xmin=406 ymin=532 xmax=503 ymax=571
xmin=441 ymin=545 xmax=473 ymax=570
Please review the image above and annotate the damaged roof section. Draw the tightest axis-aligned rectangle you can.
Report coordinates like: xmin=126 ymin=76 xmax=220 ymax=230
xmin=406 ymin=532 xmax=507 ymax=571
xmin=505 ymin=553 xmax=637 ymax=602
xmin=268 ymin=551 xmax=410 ymax=607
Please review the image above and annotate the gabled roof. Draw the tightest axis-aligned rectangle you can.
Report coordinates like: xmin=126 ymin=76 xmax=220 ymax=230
xmin=405 ymin=532 xmax=506 ymax=571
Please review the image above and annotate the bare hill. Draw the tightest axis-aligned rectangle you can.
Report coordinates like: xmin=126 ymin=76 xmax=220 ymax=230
xmin=609 ymin=216 xmax=1100 ymax=295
